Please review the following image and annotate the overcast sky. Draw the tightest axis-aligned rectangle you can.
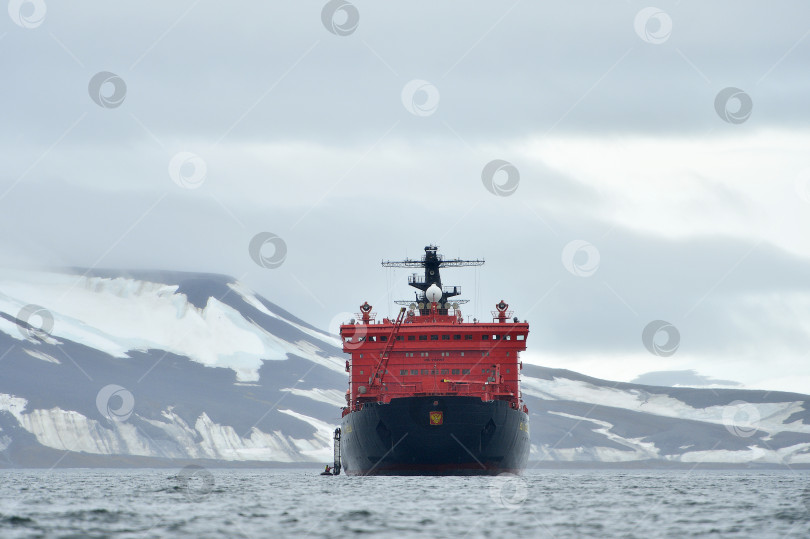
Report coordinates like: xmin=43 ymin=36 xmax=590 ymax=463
xmin=3 ymin=1 xmax=810 ymax=393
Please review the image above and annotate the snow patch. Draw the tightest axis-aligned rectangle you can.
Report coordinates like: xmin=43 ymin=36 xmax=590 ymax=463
xmin=277 ymin=409 xmax=334 ymax=461
xmin=22 ymin=348 xmax=60 ymax=364
xmin=281 ymin=387 xmax=345 ymax=407
xmin=546 ymin=411 xmax=660 ymax=460
xmin=228 ymin=282 xmax=340 ymax=350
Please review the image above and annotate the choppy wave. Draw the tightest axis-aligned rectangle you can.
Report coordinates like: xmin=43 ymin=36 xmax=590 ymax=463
xmin=0 ymin=469 xmax=809 ymax=538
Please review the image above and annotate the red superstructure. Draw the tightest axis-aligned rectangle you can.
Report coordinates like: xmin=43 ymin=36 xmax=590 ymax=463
xmin=340 ymin=301 xmax=529 ymax=414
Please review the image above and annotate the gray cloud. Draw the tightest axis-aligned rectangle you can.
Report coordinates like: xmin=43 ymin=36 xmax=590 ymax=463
xmin=3 ymin=1 xmax=810 ymax=150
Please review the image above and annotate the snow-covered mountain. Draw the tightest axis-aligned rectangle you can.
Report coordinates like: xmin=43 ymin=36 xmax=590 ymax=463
xmin=521 ymin=366 xmax=810 ymax=464
xmin=1 ymin=269 xmax=809 ymax=467
xmin=0 ymin=269 xmax=345 ymax=467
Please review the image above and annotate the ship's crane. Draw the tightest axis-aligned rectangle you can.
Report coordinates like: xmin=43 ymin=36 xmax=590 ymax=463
xmin=368 ymin=307 xmax=407 ymax=389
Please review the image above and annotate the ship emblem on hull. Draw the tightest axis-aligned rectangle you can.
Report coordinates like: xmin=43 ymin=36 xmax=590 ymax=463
xmin=429 ymin=411 xmax=443 ymax=425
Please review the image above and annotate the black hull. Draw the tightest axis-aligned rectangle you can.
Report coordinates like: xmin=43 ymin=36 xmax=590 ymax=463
xmin=340 ymin=396 xmax=530 ymax=476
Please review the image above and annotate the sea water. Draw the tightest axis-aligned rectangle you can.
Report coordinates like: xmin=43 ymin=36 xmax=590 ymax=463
xmin=1 ymin=468 xmax=809 ymax=538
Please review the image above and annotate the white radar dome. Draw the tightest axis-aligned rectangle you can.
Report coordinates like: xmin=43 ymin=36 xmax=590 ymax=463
xmin=426 ymin=284 xmax=442 ymax=303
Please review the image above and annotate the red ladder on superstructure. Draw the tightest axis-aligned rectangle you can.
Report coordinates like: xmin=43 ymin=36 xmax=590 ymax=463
xmin=368 ymin=307 xmax=406 ymax=388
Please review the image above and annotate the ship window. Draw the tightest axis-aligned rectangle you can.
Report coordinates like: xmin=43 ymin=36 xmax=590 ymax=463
xmin=517 ymin=335 xmax=525 ymax=340
xmin=421 ymin=369 xmax=429 ymax=375
xmin=464 ymin=335 xmax=473 ymax=340
xmin=451 ymin=369 xmax=460 ymax=375
xmin=400 ymin=370 xmax=408 ymax=375
xmin=410 ymin=369 xmax=419 ymax=375
xmin=380 ymin=336 xmax=388 ymax=342
xmin=419 ymin=335 xmax=428 ymax=341
xmin=506 ymin=352 xmax=510 ymax=357
xmin=442 ymin=335 xmax=450 ymax=340
xmin=359 ymin=354 xmax=363 ymax=358
xmin=368 ymin=336 xmax=375 ymax=342
xmin=481 ymin=368 xmax=486 ymax=374
xmin=493 ymin=334 xmax=500 ymax=340
xmin=505 ymin=335 xmax=511 ymax=341
xmin=454 ymin=335 xmax=461 ymax=340
xmin=506 ymin=369 xmax=510 ymax=374
xmin=460 ymin=352 xmax=464 ymax=357
xmin=408 ymin=336 xmax=415 ymax=341
xmin=396 ymin=336 xmax=403 ymax=341
xmin=441 ymin=369 xmax=449 ymax=375
xmin=431 ymin=369 xmax=438 ymax=375
xmin=431 ymin=335 xmax=438 ymax=341
xmin=482 ymin=335 xmax=489 ymax=340
xmin=462 ymin=369 xmax=470 ymax=375
xmin=359 ymin=370 xmax=364 ymax=374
